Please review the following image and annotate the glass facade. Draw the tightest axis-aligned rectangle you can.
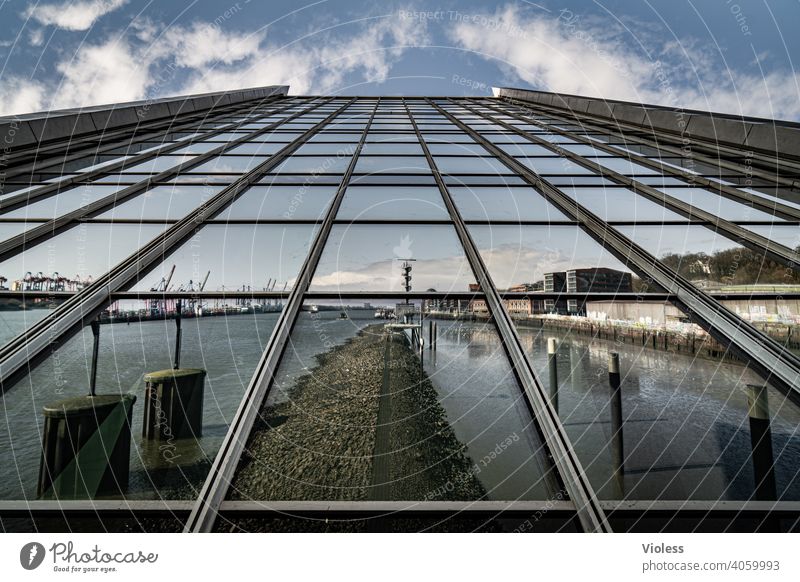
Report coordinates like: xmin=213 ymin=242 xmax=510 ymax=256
xmin=1 ymin=92 xmax=799 ymax=534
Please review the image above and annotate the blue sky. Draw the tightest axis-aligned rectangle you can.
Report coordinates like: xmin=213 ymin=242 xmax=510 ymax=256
xmin=1 ymin=0 xmax=799 ymax=118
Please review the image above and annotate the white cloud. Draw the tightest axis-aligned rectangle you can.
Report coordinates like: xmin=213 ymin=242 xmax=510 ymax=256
xmin=28 ymin=28 xmax=44 ymax=47
xmin=0 ymin=13 xmax=428 ymax=114
xmin=151 ymin=23 xmax=265 ymax=69
xmin=0 ymin=77 xmax=47 ymax=116
xmin=448 ymin=5 xmax=800 ymax=120
xmin=177 ymin=15 xmax=429 ymax=95
xmin=24 ymin=0 xmax=127 ymax=31
xmin=53 ymin=37 xmax=150 ymax=107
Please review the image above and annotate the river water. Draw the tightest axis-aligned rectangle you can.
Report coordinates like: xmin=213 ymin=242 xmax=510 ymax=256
xmin=1 ymin=310 xmax=798 ymax=503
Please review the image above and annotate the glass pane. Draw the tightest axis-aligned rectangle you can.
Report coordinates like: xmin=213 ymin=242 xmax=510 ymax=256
xmin=310 ymin=224 xmax=474 ymax=292
xmin=3 ymin=185 xmax=124 ymax=219
xmin=469 ymin=225 xmax=634 ymax=293
xmin=452 ymin=186 xmax=569 ymax=221
xmin=591 ymin=157 xmax=661 ymax=175
xmin=120 ymin=154 xmax=198 ymax=174
xmin=522 ymin=314 xmax=800 ymax=501
xmin=273 ymin=155 xmax=352 ymax=174
xmin=0 ymin=308 xmax=51 ymax=347
xmin=0 ymin=222 xmax=40 ymax=241
xmin=742 ymin=225 xmax=800 ymax=251
xmin=361 ymin=143 xmax=424 ymax=155
xmin=499 ymin=144 xmax=557 ymax=156
xmin=518 ymin=157 xmax=594 ymax=175
xmin=95 ymin=185 xmax=224 ymax=220
xmin=434 ymin=156 xmax=511 ymax=175
xmin=169 ymin=142 xmax=223 ymax=155
xmin=0 ymin=224 xmax=166 ymax=289
xmin=222 ymin=185 xmax=335 ymax=220
xmin=337 ymin=186 xmax=448 ymax=220
xmin=224 ymin=142 xmax=284 ymax=156
xmin=561 ymin=187 xmax=687 ymax=222
xmin=617 ymin=225 xmax=793 ymax=289
xmin=353 ymin=156 xmax=430 ymax=174
xmin=0 ymin=312 xmax=278 ymax=500
xmin=660 ymin=188 xmax=785 ymax=221
xmin=131 ymin=224 xmax=317 ymax=292
xmin=226 ymin=303 xmax=556 ymax=501
xmin=188 ymin=155 xmax=269 ymax=174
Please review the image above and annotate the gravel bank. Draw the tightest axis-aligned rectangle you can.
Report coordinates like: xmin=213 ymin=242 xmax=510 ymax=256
xmin=226 ymin=324 xmax=485 ymax=522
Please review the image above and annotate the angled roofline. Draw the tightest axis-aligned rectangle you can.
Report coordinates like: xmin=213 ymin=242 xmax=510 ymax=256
xmin=493 ymin=86 xmax=800 ymax=158
xmin=0 ymin=85 xmax=289 ymax=151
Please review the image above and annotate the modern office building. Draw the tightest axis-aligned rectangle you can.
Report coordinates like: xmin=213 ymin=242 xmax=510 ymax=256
xmin=0 ymin=85 xmax=799 ymax=533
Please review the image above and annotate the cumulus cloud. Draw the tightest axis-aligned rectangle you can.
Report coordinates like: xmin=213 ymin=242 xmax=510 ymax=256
xmin=1 ymin=13 xmax=428 ymax=114
xmin=178 ymin=15 xmax=429 ymax=95
xmin=54 ymin=38 xmax=150 ymax=107
xmin=0 ymin=77 xmax=47 ymax=116
xmin=24 ymin=0 xmax=127 ymax=31
xmin=311 ymin=255 xmax=473 ymax=292
xmin=448 ymin=4 xmax=800 ymax=119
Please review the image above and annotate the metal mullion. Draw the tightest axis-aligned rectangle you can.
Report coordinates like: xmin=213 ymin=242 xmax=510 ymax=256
xmin=0 ymin=101 xmax=248 ymax=169
xmin=0 ymin=96 xmax=306 ymax=215
xmin=491 ymin=96 xmax=800 ymax=191
xmin=429 ymin=99 xmax=800 ymax=404
xmin=101 ymin=290 xmax=680 ymax=301
xmin=0 ymin=98 xmax=352 ymax=390
xmin=502 ymin=97 xmax=800 ymax=178
xmin=409 ymin=99 xmax=611 ymax=533
xmin=2 ymin=96 xmax=281 ymax=180
xmin=183 ymin=98 xmax=380 ymax=533
xmin=0 ymin=98 xmax=328 ymax=262
xmin=489 ymin=98 xmax=800 ymax=216
xmin=455 ymin=99 xmax=800 ymax=270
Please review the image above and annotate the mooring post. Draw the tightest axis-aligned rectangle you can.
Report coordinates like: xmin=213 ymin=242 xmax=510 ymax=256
xmin=174 ymin=299 xmax=183 ymax=370
xmin=609 ymin=352 xmax=624 ymax=496
xmin=746 ymin=384 xmax=777 ymax=501
xmin=433 ymin=321 xmax=437 ymax=351
xmin=89 ymin=318 xmax=101 ymax=397
xmin=547 ymin=338 xmax=558 ymax=412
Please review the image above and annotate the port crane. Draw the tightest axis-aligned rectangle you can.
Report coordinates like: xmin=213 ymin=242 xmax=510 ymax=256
xmin=149 ymin=265 xmax=175 ymax=316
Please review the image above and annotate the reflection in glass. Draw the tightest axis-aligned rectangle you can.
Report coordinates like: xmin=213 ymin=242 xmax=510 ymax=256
xmin=222 ymin=185 xmax=336 ymax=220
xmin=227 ymin=307 xmax=556 ymax=501
xmin=0 ymin=313 xmax=277 ymax=500
xmin=3 ymin=185 xmax=124 ymax=219
xmin=95 ymin=185 xmax=225 ymax=220
xmin=520 ymin=324 xmax=800 ymax=501
xmin=617 ymin=225 xmax=799 ymax=289
xmin=452 ymin=187 xmax=569 ymax=221
xmin=311 ymin=224 xmax=473 ymax=292
xmin=132 ymin=224 xmax=316 ymax=293
xmin=0 ymin=224 xmax=167 ymax=290
xmin=469 ymin=225 xmax=634 ymax=291
xmin=337 ymin=186 xmax=447 ymax=220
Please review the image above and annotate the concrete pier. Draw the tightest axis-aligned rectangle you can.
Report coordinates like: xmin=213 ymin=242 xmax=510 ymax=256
xmin=547 ymin=338 xmax=559 ymax=412
xmin=608 ymin=353 xmax=624 ymax=496
xmin=746 ymin=384 xmax=777 ymax=500
xmin=38 ymin=394 xmax=136 ymax=499
xmin=142 ymin=369 xmax=206 ymax=441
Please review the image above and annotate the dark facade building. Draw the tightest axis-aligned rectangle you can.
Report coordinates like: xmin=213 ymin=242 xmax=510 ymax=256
xmin=0 ymin=86 xmax=799 ymax=534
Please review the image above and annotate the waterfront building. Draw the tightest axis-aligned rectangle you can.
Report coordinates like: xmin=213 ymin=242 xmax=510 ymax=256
xmin=1 ymin=86 xmax=799 ymax=533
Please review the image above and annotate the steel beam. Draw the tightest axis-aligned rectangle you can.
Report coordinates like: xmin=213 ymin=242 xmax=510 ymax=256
xmin=426 ymin=99 xmax=800 ymax=404
xmin=407 ymin=100 xmax=611 ymax=533
xmin=456 ymin=99 xmax=800 ymax=268
xmin=183 ymin=98 xmax=378 ymax=533
xmin=0 ymin=98 xmax=354 ymax=392
xmin=0 ymin=96 xmax=302 ymax=214
xmin=490 ymin=98 xmax=800 ymax=220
